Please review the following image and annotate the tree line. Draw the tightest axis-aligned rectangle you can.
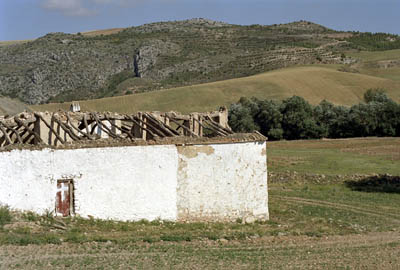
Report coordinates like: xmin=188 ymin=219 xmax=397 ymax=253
xmin=228 ymin=89 xmax=400 ymax=140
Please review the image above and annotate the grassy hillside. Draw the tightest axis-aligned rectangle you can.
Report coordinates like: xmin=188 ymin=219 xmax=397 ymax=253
xmin=2 ymin=19 xmax=400 ymax=105
xmin=346 ymin=49 xmax=400 ymax=62
xmin=0 ymin=19 xmax=346 ymax=105
xmin=32 ymin=65 xmax=400 ymax=114
xmin=80 ymin=28 xmax=124 ymax=37
xmin=345 ymin=49 xmax=400 ymax=81
xmin=0 ymin=97 xmax=30 ymax=115
xmin=0 ymin=40 xmax=31 ymax=47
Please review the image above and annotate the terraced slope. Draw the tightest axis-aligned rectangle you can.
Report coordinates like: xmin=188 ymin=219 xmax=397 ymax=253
xmin=345 ymin=49 xmax=400 ymax=81
xmin=0 ymin=19 xmax=345 ymax=105
xmin=32 ymin=66 xmax=400 ymax=114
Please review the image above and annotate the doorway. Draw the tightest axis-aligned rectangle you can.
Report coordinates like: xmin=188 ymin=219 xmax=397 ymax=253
xmin=55 ymin=179 xmax=74 ymax=217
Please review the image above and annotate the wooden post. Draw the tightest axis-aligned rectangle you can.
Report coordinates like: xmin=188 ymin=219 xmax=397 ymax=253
xmin=192 ymin=113 xmax=200 ymax=136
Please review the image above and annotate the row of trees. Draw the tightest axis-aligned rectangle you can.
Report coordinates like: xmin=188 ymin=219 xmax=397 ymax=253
xmin=228 ymin=89 xmax=400 ymax=140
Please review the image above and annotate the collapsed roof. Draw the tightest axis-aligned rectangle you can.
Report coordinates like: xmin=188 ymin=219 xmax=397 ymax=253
xmin=0 ymin=107 xmax=253 ymax=149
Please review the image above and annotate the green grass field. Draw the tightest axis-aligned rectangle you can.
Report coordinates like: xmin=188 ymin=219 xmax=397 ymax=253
xmin=32 ymin=65 xmax=400 ymax=114
xmin=268 ymin=137 xmax=400 ymax=176
xmin=1 ymin=137 xmax=399 ymax=269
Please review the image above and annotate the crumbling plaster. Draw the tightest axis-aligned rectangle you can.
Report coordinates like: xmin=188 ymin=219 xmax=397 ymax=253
xmin=177 ymin=142 xmax=268 ymax=222
xmin=0 ymin=141 xmax=268 ymax=222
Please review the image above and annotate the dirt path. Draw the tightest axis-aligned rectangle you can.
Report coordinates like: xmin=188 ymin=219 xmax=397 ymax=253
xmin=1 ymin=232 xmax=399 ymax=269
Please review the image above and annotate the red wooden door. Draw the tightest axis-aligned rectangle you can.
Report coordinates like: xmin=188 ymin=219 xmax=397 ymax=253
xmin=56 ymin=180 xmax=73 ymax=217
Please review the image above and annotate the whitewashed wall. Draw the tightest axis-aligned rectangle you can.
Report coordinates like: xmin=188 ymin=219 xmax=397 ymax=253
xmin=0 ymin=149 xmax=54 ymax=215
xmin=0 ymin=145 xmax=178 ymax=221
xmin=0 ymin=141 xmax=268 ymax=222
xmin=177 ymin=142 xmax=268 ymax=222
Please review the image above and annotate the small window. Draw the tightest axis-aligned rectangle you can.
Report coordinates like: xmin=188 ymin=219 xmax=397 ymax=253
xmin=55 ymin=179 xmax=74 ymax=217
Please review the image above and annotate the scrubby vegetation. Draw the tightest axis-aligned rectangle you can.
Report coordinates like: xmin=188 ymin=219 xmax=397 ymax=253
xmin=0 ymin=205 xmax=12 ymax=228
xmin=229 ymin=89 xmax=400 ymax=140
xmin=346 ymin=32 xmax=400 ymax=51
xmin=0 ymin=19 xmax=346 ymax=105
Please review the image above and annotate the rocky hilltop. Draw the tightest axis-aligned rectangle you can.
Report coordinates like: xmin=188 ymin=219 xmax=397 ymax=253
xmin=1 ymin=18 xmax=398 ymax=105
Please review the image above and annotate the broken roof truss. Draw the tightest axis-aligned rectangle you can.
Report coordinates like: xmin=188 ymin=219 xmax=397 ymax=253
xmin=0 ymin=109 xmax=233 ymax=147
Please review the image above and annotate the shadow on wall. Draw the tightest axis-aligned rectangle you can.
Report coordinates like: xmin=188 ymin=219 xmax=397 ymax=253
xmin=345 ymin=175 xmax=400 ymax=193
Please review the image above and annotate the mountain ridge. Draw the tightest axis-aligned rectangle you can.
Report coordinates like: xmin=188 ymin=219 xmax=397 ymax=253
xmin=0 ymin=18 xmax=399 ymax=107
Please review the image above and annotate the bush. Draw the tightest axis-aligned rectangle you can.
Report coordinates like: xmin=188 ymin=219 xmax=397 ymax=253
xmin=0 ymin=205 xmax=12 ymax=227
xmin=364 ymin=88 xmax=389 ymax=103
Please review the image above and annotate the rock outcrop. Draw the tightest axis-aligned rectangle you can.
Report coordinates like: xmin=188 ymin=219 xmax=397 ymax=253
xmin=0 ymin=19 xmax=345 ymax=105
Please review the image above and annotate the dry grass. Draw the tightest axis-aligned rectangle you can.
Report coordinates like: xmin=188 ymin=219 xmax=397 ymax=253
xmin=346 ymin=49 xmax=400 ymax=62
xmin=81 ymin=28 xmax=125 ymax=37
xmin=32 ymin=66 xmax=400 ymax=114
xmin=0 ymin=97 xmax=30 ymax=115
xmin=0 ymin=40 xmax=32 ymax=47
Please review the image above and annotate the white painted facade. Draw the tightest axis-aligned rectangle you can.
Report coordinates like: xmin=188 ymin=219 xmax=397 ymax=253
xmin=177 ymin=142 xmax=268 ymax=222
xmin=0 ymin=141 xmax=268 ymax=222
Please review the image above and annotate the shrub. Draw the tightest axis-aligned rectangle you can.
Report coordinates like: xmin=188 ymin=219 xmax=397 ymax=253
xmin=364 ymin=88 xmax=390 ymax=103
xmin=0 ymin=205 xmax=12 ymax=227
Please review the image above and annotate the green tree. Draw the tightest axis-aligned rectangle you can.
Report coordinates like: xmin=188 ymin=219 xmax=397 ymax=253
xmin=313 ymin=100 xmax=335 ymax=138
xmin=280 ymin=96 xmax=324 ymax=140
xmin=348 ymin=103 xmax=378 ymax=137
xmin=254 ymin=99 xmax=283 ymax=140
xmin=228 ymin=103 xmax=258 ymax=132
xmin=364 ymin=88 xmax=389 ymax=103
xmin=328 ymin=106 xmax=352 ymax=138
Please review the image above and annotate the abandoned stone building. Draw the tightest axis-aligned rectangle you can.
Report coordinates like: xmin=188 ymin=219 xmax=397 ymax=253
xmin=0 ymin=107 xmax=268 ymax=222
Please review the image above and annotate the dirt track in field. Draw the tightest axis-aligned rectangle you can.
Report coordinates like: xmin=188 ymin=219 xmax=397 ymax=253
xmin=273 ymin=195 xmax=400 ymax=222
xmin=0 ymin=231 xmax=399 ymax=269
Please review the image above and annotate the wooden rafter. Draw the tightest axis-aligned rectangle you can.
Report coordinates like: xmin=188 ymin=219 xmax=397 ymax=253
xmin=0 ymin=108 xmax=233 ymax=147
